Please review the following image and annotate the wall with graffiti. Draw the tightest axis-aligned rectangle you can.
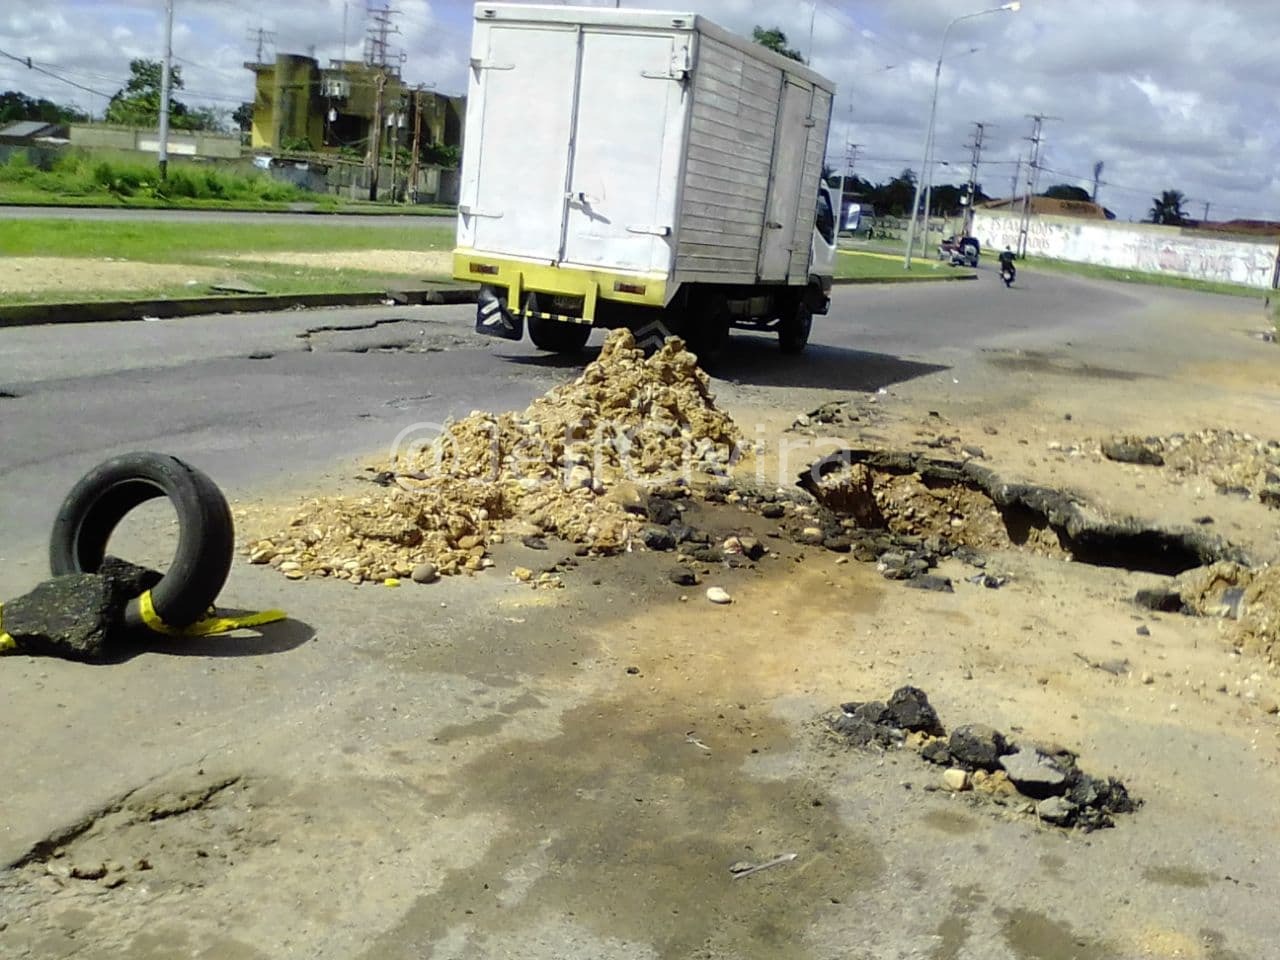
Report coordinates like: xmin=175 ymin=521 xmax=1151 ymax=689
xmin=972 ymin=212 xmax=1278 ymax=289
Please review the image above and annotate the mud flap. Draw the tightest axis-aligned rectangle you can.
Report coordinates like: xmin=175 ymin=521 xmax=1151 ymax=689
xmin=631 ymin=318 xmax=674 ymax=355
xmin=475 ymin=285 xmax=523 ymax=341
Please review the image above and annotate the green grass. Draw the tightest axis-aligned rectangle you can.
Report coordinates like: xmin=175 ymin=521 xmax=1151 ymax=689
xmin=1 ymin=218 xmax=454 ymax=260
xmin=835 ymin=249 xmax=973 ymax=282
xmin=1020 ymin=255 xmax=1271 ymax=300
xmin=0 ymin=150 xmax=456 ymax=215
xmin=0 ymin=149 xmax=306 ymax=205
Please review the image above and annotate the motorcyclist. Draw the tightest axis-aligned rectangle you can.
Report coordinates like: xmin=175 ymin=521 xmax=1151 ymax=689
xmin=998 ymin=247 xmax=1016 ymax=281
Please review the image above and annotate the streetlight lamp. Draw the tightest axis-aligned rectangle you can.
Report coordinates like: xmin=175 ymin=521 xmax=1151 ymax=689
xmin=903 ymin=2 xmax=1019 ymax=268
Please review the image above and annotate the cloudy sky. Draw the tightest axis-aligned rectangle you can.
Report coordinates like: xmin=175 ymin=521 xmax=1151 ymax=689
xmin=3 ymin=0 xmax=1277 ymax=222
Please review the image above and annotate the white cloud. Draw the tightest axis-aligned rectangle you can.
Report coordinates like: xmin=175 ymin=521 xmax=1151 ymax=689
xmin=2 ymin=0 xmax=1278 ymax=221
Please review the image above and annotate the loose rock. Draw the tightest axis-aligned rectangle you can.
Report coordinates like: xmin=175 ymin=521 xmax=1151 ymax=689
xmin=411 ymin=562 xmax=439 ymax=584
xmin=1036 ymin=796 xmax=1076 ymax=825
xmin=668 ymin=567 xmax=697 ymax=587
xmin=904 ymin=574 xmax=953 ymax=593
xmin=999 ymin=749 xmax=1068 ymax=799
xmin=1102 ymin=436 xmax=1165 ymax=466
xmin=706 ymin=587 xmax=732 ymax=605
xmin=942 ymin=768 xmax=970 ymax=792
xmin=885 ymin=686 xmax=944 ymax=735
xmin=947 ymin=723 xmax=1009 ymax=772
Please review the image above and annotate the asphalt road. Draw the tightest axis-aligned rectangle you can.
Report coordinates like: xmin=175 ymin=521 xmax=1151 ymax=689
xmin=1 ymin=268 xmax=1243 ymax=577
xmin=0 ymin=205 xmax=455 ymax=227
xmin=1 ymin=270 xmax=1275 ymax=959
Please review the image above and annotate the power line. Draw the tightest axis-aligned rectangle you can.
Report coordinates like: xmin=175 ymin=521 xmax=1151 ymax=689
xmin=0 ymin=48 xmax=115 ymax=100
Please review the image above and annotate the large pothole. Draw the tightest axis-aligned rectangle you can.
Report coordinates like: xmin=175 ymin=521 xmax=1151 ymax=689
xmin=797 ymin=448 xmax=1247 ymax=576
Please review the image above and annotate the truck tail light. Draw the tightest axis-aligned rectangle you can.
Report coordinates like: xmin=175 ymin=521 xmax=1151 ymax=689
xmin=470 ymin=263 xmax=499 ymax=275
xmin=614 ymin=281 xmax=646 ymax=295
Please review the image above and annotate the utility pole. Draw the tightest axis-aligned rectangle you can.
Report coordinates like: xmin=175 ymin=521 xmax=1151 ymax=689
xmin=838 ymin=141 xmax=859 ymax=233
xmin=369 ymin=71 xmax=386 ymax=201
xmin=246 ymin=27 xmax=275 ymax=64
xmin=388 ymin=104 xmax=402 ymax=202
xmin=342 ymin=0 xmax=349 ymax=62
xmin=407 ymin=87 xmax=423 ymax=204
xmin=962 ymin=121 xmax=989 ymax=235
xmin=1202 ymin=201 xmax=1211 ymax=224
xmin=1016 ymin=114 xmax=1058 ymax=258
xmin=158 ymin=0 xmax=174 ymax=180
xmin=365 ymin=3 xmax=401 ymax=69
xmin=1010 ymin=155 xmax=1021 ymax=200
xmin=1091 ymin=160 xmax=1104 ymax=203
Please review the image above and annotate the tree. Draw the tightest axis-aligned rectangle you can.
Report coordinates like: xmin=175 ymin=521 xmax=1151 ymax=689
xmin=870 ymin=168 xmax=917 ymax=216
xmin=752 ymin=26 xmax=805 ymax=63
xmin=232 ymin=101 xmax=254 ymax=133
xmin=0 ymin=90 xmax=87 ymax=125
xmin=1148 ymin=189 xmax=1188 ymax=226
xmin=104 ymin=58 xmax=221 ymax=131
xmin=1042 ymin=183 xmax=1092 ymax=203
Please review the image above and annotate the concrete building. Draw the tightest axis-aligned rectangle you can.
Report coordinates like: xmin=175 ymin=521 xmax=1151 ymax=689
xmin=244 ymin=53 xmax=463 ymax=160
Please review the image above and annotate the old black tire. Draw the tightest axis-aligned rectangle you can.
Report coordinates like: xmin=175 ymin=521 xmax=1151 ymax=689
xmin=528 ymin=315 xmax=591 ymax=354
xmin=49 ymin=452 xmax=235 ymax=630
xmin=778 ymin=301 xmax=813 ymax=354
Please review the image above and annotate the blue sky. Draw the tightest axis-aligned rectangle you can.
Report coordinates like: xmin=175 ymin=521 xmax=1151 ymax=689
xmin=3 ymin=0 xmax=1278 ymax=223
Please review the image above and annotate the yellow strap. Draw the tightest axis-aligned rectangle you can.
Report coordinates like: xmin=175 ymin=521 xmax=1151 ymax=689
xmin=138 ymin=590 xmax=287 ymax=638
xmin=0 ymin=602 xmax=13 ymax=653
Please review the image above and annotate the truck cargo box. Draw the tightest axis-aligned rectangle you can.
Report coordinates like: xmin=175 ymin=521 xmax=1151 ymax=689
xmin=454 ymin=3 xmax=835 ymax=316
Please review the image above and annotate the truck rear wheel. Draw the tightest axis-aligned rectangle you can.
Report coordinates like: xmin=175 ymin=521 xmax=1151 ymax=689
xmin=683 ymin=292 xmax=731 ymax=369
xmin=528 ymin=315 xmax=591 ymax=354
xmin=778 ymin=301 xmax=812 ymax=354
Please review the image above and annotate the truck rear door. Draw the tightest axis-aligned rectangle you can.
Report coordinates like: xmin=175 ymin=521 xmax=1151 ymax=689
xmin=758 ymin=79 xmax=814 ymax=282
xmin=559 ymin=30 xmax=686 ymax=276
xmin=462 ymin=23 xmax=579 ymax=261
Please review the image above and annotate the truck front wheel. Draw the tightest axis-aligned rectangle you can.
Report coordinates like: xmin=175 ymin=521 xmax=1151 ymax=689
xmin=778 ymin=301 xmax=812 ymax=354
xmin=527 ymin=315 xmax=591 ymax=354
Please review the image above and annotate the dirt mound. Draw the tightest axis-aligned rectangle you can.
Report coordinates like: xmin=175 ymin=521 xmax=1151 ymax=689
xmin=243 ymin=330 xmax=739 ymax=582
xmin=1176 ymin=562 xmax=1280 ymax=666
xmin=1101 ymin=429 xmax=1280 ymax=504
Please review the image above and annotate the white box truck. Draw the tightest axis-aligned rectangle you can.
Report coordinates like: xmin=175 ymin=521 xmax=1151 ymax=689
xmin=453 ymin=3 xmax=837 ymax=363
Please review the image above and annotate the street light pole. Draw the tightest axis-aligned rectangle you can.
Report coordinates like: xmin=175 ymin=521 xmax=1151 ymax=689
xmin=903 ymin=2 xmax=1019 ymax=268
xmin=158 ymin=0 xmax=174 ymax=180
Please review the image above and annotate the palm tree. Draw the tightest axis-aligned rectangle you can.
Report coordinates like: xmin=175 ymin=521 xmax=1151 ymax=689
xmin=1148 ymin=189 xmax=1188 ymax=226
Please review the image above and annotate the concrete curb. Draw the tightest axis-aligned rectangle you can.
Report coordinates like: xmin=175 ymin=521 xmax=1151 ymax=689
xmin=0 ymin=285 xmax=478 ymax=329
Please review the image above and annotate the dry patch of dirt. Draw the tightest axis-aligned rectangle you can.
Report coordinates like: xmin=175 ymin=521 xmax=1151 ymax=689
xmin=229 ymin=249 xmax=453 ymax=275
xmin=0 ymin=257 xmax=228 ymax=295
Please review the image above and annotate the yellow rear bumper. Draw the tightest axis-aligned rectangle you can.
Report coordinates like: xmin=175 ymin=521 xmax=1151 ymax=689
xmin=453 ymin=251 xmax=668 ymax=324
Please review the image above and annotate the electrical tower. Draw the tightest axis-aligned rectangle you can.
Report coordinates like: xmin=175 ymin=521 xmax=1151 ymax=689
xmin=962 ymin=121 xmax=990 ymax=235
xmin=365 ymin=4 xmax=401 ymax=70
xmin=246 ymin=27 xmax=276 ymax=64
xmin=1016 ymin=114 xmax=1058 ymax=258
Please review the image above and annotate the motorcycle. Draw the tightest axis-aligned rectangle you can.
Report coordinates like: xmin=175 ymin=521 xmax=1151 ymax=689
xmin=999 ymin=261 xmax=1016 ymax=287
